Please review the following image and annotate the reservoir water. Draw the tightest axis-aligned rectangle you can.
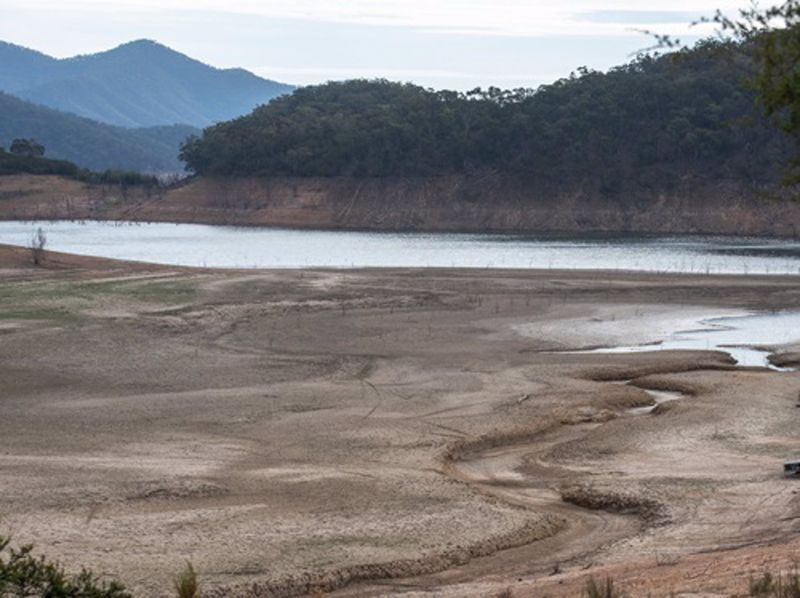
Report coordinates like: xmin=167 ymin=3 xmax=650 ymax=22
xmin=582 ymin=311 xmax=800 ymax=368
xmin=3 ymin=220 xmax=800 ymax=273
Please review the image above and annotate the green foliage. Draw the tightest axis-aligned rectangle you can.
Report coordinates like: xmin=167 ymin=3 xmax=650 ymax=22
xmin=0 ymin=91 xmax=198 ymax=173
xmin=0 ymin=150 xmax=81 ymax=177
xmin=706 ymin=2 xmax=800 ymax=181
xmin=181 ymin=42 xmax=793 ymax=194
xmin=0 ymin=150 xmax=158 ymax=187
xmin=9 ymin=138 xmax=45 ymax=158
xmin=173 ymin=562 xmax=200 ymax=598
xmin=77 ymin=169 xmax=159 ymax=187
xmin=750 ymin=567 xmax=800 ymax=597
xmin=0 ymin=535 xmax=131 ymax=597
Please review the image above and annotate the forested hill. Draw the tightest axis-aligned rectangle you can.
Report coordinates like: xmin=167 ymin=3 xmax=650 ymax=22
xmin=0 ymin=92 xmax=197 ymax=172
xmin=0 ymin=40 xmax=294 ymax=128
xmin=181 ymin=42 xmax=794 ymax=195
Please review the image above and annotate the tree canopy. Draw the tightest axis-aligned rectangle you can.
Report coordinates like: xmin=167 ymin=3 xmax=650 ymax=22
xmin=9 ymin=138 xmax=45 ymax=158
xmin=0 ymin=146 xmax=159 ymax=186
xmin=180 ymin=41 xmax=794 ymax=195
xmin=702 ymin=1 xmax=800 ymax=179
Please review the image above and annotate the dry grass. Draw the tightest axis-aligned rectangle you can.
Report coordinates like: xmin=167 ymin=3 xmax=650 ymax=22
xmin=174 ymin=562 xmax=200 ymax=598
xmin=750 ymin=567 xmax=800 ymax=597
xmin=583 ymin=576 xmax=628 ymax=598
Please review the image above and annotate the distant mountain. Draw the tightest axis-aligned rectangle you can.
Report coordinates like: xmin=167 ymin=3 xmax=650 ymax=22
xmin=0 ymin=40 xmax=294 ymax=128
xmin=0 ymin=91 xmax=198 ymax=172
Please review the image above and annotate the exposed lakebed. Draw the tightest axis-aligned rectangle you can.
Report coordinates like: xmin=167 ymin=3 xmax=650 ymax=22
xmin=576 ymin=311 xmax=800 ymax=369
xmin=6 ymin=221 xmax=800 ymax=367
xmin=5 ymin=220 xmax=800 ymax=273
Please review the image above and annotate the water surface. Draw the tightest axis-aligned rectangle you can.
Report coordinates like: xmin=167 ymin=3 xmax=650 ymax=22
xmin=586 ymin=311 xmax=800 ymax=368
xmin=5 ymin=220 xmax=800 ymax=367
xmin=3 ymin=220 xmax=800 ymax=273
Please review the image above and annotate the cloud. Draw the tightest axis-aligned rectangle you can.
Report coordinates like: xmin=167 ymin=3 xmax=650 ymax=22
xmin=9 ymin=0 xmax=731 ymax=37
xmin=0 ymin=0 xmax=744 ymax=90
xmin=576 ymin=10 xmax=706 ymax=25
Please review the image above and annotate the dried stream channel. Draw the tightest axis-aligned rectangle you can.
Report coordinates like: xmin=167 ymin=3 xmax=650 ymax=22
xmin=372 ymin=378 xmax=694 ymax=597
xmin=628 ymin=388 xmax=685 ymax=415
xmin=387 ymin=311 xmax=800 ymax=596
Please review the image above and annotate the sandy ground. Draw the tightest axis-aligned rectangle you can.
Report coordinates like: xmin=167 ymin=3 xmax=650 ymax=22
xmin=2 ymin=244 xmax=800 ymax=597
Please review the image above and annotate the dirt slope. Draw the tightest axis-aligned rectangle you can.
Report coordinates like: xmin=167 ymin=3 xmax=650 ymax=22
xmin=1 ymin=174 xmax=800 ymax=236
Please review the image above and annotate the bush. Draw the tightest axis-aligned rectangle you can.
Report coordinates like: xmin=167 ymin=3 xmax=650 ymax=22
xmin=583 ymin=576 xmax=628 ymax=598
xmin=173 ymin=562 xmax=200 ymax=598
xmin=0 ymin=535 xmax=130 ymax=597
xmin=78 ymin=169 xmax=159 ymax=187
xmin=0 ymin=151 xmax=80 ymax=177
xmin=750 ymin=567 xmax=800 ymax=597
xmin=0 ymin=151 xmax=159 ymax=187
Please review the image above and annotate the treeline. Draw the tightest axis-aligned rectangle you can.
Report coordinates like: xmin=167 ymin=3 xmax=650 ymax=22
xmin=181 ymin=41 xmax=795 ymax=194
xmin=0 ymin=91 xmax=198 ymax=173
xmin=0 ymin=146 xmax=159 ymax=186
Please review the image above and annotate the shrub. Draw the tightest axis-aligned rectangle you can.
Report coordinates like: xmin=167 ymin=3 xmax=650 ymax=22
xmin=173 ymin=561 xmax=200 ymax=598
xmin=750 ymin=566 xmax=800 ymax=597
xmin=583 ymin=576 xmax=628 ymax=598
xmin=29 ymin=227 xmax=46 ymax=266
xmin=0 ymin=535 xmax=130 ymax=597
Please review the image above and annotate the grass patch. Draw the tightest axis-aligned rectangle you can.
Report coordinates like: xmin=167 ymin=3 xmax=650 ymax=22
xmin=0 ymin=306 xmax=80 ymax=324
xmin=62 ymin=278 xmax=197 ymax=304
xmin=174 ymin=562 xmax=200 ymax=598
xmin=0 ymin=276 xmax=198 ymax=327
xmin=0 ymin=277 xmax=196 ymax=304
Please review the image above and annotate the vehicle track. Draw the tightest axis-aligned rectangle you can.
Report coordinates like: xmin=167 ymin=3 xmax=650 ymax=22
xmin=334 ymin=381 xmax=689 ymax=597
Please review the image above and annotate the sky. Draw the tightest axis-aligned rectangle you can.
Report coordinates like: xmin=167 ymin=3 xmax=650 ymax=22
xmin=0 ymin=0 xmax=745 ymax=90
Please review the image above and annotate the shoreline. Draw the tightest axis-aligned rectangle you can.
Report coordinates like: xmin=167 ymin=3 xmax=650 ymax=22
xmin=3 ymin=173 xmax=800 ymax=238
xmin=4 ymin=213 xmax=800 ymax=241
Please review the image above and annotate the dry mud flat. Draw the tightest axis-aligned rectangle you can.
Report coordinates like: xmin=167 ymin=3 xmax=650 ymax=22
xmin=1 ymin=245 xmax=800 ymax=597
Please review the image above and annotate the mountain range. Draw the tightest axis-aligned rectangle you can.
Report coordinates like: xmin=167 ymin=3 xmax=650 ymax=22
xmin=0 ymin=39 xmax=294 ymax=172
xmin=0 ymin=39 xmax=293 ymax=128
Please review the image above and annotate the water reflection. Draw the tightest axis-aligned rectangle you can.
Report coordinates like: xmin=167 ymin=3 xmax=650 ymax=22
xmin=2 ymin=220 xmax=800 ymax=273
xmin=586 ymin=311 xmax=800 ymax=368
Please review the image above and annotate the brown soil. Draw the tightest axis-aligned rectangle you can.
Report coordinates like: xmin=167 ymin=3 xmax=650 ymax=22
xmin=3 ymin=173 xmax=800 ymax=236
xmin=2 ymin=248 xmax=800 ymax=597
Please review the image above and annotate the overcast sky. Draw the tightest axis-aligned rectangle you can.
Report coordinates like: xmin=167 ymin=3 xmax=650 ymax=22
xmin=1 ymin=0 xmax=744 ymax=89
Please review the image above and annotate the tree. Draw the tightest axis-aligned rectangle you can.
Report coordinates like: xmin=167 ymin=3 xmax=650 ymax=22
xmin=714 ymin=3 xmax=800 ymax=181
xmin=30 ymin=227 xmax=46 ymax=266
xmin=649 ymin=2 xmax=800 ymax=181
xmin=9 ymin=138 xmax=45 ymax=158
xmin=179 ymin=63 xmax=790 ymax=193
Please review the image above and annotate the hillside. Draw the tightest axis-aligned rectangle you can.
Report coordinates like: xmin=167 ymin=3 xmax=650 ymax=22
xmin=0 ymin=40 xmax=294 ymax=128
xmin=0 ymin=148 xmax=81 ymax=177
xmin=182 ymin=41 xmax=795 ymax=194
xmin=2 ymin=174 xmax=800 ymax=238
xmin=0 ymin=92 xmax=197 ymax=172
